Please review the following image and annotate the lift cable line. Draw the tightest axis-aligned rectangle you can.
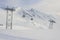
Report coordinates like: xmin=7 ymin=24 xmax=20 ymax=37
xmin=1 ymin=6 xmax=15 ymax=29
xmin=22 ymin=10 xmax=34 ymax=21
xmin=22 ymin=10 xmax=36 ymax=26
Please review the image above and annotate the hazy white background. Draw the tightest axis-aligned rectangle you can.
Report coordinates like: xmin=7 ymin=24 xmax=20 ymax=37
xmin=0 ymin=0 xmax=60 ymax=40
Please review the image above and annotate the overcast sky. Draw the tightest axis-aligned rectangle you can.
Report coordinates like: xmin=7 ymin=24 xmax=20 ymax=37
xmin=0 ymin=0 xmax=40 ymax=8
xmin=0 ymin=0 xmax=60 ymax=16
xmin=31 ymin=0 xmax=60 ymax=16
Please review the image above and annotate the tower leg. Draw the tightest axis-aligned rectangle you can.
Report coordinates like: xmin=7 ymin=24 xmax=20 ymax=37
xmin=49 ymin=22 xmax=53 ymax=29
xmin=10 ymin=11 xmax=13 ymax=29
xmin=6 ymin=10 xmax=8 ymax=29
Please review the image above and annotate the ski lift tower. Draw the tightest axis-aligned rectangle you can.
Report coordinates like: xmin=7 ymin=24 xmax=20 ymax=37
xmin=49 ymin=19 xmax=56 ymax=29
xmin=1 ymin=6 xmax=15 ymax=29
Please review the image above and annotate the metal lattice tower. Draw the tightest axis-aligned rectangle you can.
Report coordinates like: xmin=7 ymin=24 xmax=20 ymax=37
xmin=49 ymin=19 xmax=56 ymax=29
xmin=1 ymin=6 xmax=15 ymax=29
xmin=6 ymin=9 xmax=12 ymax=29
xmin=6 ymin=6 xmax=15 ymax=29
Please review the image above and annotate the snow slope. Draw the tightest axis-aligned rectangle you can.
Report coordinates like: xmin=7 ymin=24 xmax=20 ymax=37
xmin=0 ymin=8 xmax=59 ymax=40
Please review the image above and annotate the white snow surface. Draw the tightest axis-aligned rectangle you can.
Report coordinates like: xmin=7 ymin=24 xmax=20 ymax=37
xmin=0 ymin=8 xmax=60 ymax=40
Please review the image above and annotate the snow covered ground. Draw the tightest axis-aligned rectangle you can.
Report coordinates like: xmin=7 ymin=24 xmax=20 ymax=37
xmin=0 ymin=7 xmax=60 ymax=40
xmin=0 ymin=0 xmax=60 ymax=40
xmin=0 ymin=16 xmax=60 ymax=40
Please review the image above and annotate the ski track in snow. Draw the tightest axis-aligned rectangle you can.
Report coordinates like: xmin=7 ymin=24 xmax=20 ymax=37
xmin=0 ymin=33 xmax=33 ymax=40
